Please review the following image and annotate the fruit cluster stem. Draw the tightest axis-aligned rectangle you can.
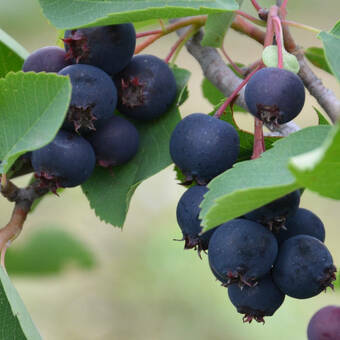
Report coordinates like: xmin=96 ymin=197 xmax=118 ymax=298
xmin=0 ymin=178 xmax=48 ymax=267
xmin=220 ymin=45 xmax=244 ymax=77
xmin=215 ymin=65 xmax=262 ymax=119
xmin=250 ymin=0 xmax=263 ymax=12
xmin=134 ymin=16 xmax=207 ymax=54
xmin=165 ymin=25 xmax=199 ymax=64
xmin=272 ymin=16 xmax=284 ymax=68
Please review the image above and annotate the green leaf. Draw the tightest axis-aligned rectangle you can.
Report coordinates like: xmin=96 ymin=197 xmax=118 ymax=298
xmin=314 ymin=107 xmax=330 ymax=125
xmin=289 ymin=123 xmax=340 ymax=200
xmin=7 ymin=227 xmax=95 ymax=276
xmin=0 ymin=267 xmax=42 ymax=339
xmin=262 ymin=45 xmax=300 ymax=73
xmin=0 ymin=29 xmax=28 ymax=78
xmin=0 ymin=72 xmax=71 ymax=174
xmin=82 ymin=67 xmax=190 ymax=228
xmin=304 ymin=47 xmax=333 ymax=74
xmin=201 ymin=78 xmax=246 ymax=112
xmin=200 ymin=126 xmax=331 ymax=230
xmin=201 ymin=0 xmax=243 ymax=48
xmin=38 ymin=0 xmax=239 ymax=29
xmin=318 ymin=21 xmax=340 ymax=82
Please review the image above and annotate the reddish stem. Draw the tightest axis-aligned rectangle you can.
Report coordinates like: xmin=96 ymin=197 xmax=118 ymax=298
xmin=232 ymin=16 xmax=266 ymax=45
xmin=280 ymin=0 xmax=288 ymax=18
xmin=272 ymin=16 xmax=284 ymax=68
xmin=251 ymin=118 xmax=265 ymax=159
xmin=136 ymin=30 xmax=163 ymax=38
xmin=250 ymin=5 xmax=279 ymax=159
xmin=220 ymin=45 xmax=244 ymax=77
xmin=214 ymin=65 xmax=262 ymax=119
xmin=135 ymin=16 xmax=206 ymax=54
xmin=251 ymin=0 xmax=262 ymax=12
xmin=234 ymin=10 xmax=265 ymax=26
xmin=165 ymin=26 xmax=196 ymax=64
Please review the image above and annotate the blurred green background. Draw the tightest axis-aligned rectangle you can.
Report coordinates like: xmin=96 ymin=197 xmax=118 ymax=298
xmin=1 ymin=1 xmax=340 ymax=339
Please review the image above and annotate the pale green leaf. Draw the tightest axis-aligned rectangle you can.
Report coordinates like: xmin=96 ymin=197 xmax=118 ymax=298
xmin=200 ymin=126 xmax=331 ymax=230
xmin=0 ymin=29 xmax=28 ymax=78
xmin=0 ymin=267 xmax=42 ymax=339
xmin=201 ymin=0 xmax=243 ymax=47
xmin=318 ymin=20 xmax=340 ymax=82
xmin=289 ymin=123 xmax=340 ymax=199
xmin=304 ymin=47 xmax=332 ymax=74
xmin=38 ymin=0 xmax=239 ymax=29
xmin=0 ymin=72 xmax=71 ymax=174
xmin=262 ymin=45 xmax=300 ymax=73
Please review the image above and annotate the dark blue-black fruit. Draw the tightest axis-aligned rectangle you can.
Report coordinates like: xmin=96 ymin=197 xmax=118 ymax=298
xmin=115 ymin=54 xmax=177 ymax=120
xmin=273 ymin=235 xmax=336 ymax=299
xmin=244 ymin=190 xmax=300 ymax=231
xmin=23 ymin=46 xmax=70 ymax=73
xmin=276 ymin=208 xmax=325 ymax=244
xmin=58 ymin=64 xmax=117 ymax=133
xmin=176 ymin=185 xmax=218 ymax=252
xmin=31 ymin=130 xmax=95 ymax=189
xmin=86 ymin=115 xmax=139 ymax=167
xmin=228 ymin=274 xmax=285 ymax=323
xmin=64 ymin=24 xmax=136 ymax=76
xmin=245 ymin=67 xmax=305 ymax=127
xmin=307 ymin=305 xmax=340 ymax=340
xmin=208 ymin=219 xmax=278 ymax=286
xmin=170 ymin=113 xmax=240 ymax=185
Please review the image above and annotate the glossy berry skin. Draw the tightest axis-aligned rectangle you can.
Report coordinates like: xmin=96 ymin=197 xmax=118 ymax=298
xmin=228 ymin=274 xmax=285 ymax=323
xmin=244 ymin=190 xmax=300 ymax=231
xmin=276 ymin=208 xmax=325 ymax=244
xmin=87 ymin=116 xmax=139 ymax=167
xmin=245 ymin=67 xmax=305 ymax=127
xmin=176 ymin=185 xmax=218 ymax=251
xmin=115 ymin=54 xmax=177 ymax=120
xmin=58 ymin=64 xmax=117 ymax=133
xmin=170 ymin=113 xmax=240 ymax=185
xmin=273 ymin=235 xmax=336 ymax=299
xmin=31 ymin=130 xmax=95 ymax=188
xmin=307 ymin=305 xmax=340 ymax=340
xmin=208 ymin=219 xmax=278 ymax=286
xmin=64 ymin=24 xmax=136 ymax=76
xmin=23 ymin=46 xmax=70 ymax=73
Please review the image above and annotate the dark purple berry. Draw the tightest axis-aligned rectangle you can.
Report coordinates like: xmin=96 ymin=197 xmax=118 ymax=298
xmin=307 ymin=305 xmax=340 ymax=340
xmin=208 ymin=219 xmax=278 ymax=287
xmin=244 ymin=190 xmax=300 ymax=232
xmin=63 ymin=24 xmax=136 ymax=76
xmin=115 ymin=54 xmax=177 ymax=120
xmin=176 ymin=185 xmax=218 ymax=253
xmin=170 ymin=113 xmax=240 ymax=185
xmin=86 ymin=116 xmax=139 ymax=167
xmin=245 ymin=67 xmax=305 ymax=127
xmin=22 ymin=46 xmax=70 ymax=73
xmin=273 ymin=235 xmax=336 ymax=299
xmin=58 ymin=64 xmax=117 ymax=133
xmin=276 ymin=208 xmax=325 ymax=244
xmin=228 ymin=274 xmax=285 ymax=323
xmin=31 ymin=130 xmax=95 ymax=189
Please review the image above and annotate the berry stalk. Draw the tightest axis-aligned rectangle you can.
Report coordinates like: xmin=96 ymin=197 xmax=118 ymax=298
xmin=165 ymin=25 xmax=198 ymax=64
xmin=134 ymin=16 xmax=207 ymax=54
xmin=250 ymin=0 xmax=263 ymax=12
xmin=234 ymin=10 xmax=266 ymax=26
xmin=220 ymin=45 xmax=244 ymax=77
xmin=272 ymin=16 xmax=284 ymax=69
xmin=214 ymin=65 xmax=261 ymax=119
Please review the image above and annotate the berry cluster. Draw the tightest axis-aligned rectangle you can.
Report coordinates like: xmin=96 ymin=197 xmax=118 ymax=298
xmin=22 ymin=23 xmax=177 ymax=191
xmin=170 ymin=67 xmax=336 ymax=324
